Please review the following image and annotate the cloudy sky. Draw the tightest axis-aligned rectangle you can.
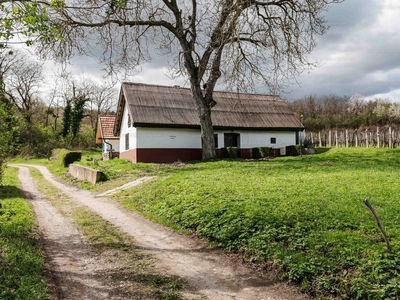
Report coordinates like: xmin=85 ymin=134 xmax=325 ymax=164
xmin=45 ymin=0 xmax=400 ymax=102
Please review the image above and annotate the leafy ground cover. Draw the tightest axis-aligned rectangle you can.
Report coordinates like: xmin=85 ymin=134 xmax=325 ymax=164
xmin=0 ymin=167 xmax=47 ymax=299
xmin=115 ymin=148 xmax=400 ymax=299
xmin=11 ymin=147 xmax=400 ymax=299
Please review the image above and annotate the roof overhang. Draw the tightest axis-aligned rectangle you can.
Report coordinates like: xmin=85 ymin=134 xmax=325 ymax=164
xmin=133 ymin=122 xmax=304 ymax=131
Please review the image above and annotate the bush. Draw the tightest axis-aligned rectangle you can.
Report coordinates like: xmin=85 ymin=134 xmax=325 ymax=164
xmin=221 ymin=147 xmax=238 ymax=158
xmin=18 ymin=125 xmax=62 ymax=159
xmin=286 ymin=145 xmax=300 ymax=156
xmin=295 ymin=144 xmax=307 ymax=155
xmin=251 ymin=147 xmax=270 ymax=158
xmin=59 ymin=151 xmax=82 ymax=167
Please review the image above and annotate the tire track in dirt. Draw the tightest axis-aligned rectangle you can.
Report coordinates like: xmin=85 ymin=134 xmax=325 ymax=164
xmin=15 ymin=164 xmax=311 ymax=300
xmin=15 ymin=166 xmax=111 ymax=299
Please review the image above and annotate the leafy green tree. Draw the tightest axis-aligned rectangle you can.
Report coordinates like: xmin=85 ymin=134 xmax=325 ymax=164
xmin=70 ymin=95 xmax=88 ymax=140
xmin=0 ymin=95 xmax=19 ymax=185
xmin=61 ymin=95 xmax=88 ymax=140
xmin=61 ymin=99 xmax=72 ymax=138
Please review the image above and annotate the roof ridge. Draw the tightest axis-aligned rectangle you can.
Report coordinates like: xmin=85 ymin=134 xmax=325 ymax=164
xmin=121 ymin=82 xmax=280 ymax=98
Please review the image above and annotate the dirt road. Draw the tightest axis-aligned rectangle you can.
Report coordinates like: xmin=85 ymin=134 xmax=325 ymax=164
xmin=12 ymin=164 xmax=311 ymax=300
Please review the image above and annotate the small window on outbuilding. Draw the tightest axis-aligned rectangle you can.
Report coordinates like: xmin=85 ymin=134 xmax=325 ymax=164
xmin=214 ymin=134 xmax=218 ymax=148
xmin=125 ymin=133 xmax=129 ymax=150
xmin=127 ymin=114 xmax=131 ymax=127
xmin=270 ymin=137 xmax=276 ymax=144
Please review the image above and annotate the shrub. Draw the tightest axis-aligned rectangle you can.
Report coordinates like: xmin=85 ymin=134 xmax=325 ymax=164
xmin=259 ymin=146 xmax=270 ymax=157
xmin=59 ymin=151 xmax=82 ymax=167
xmin=51 ymin=148 xmax=68 ymax=160
xmin=18 ymin=125 xmax=62 ymax=159
xmin=251 ymin=147 xmax=270 ymax=158
xmin=286 ymin=145 xmax=300 ymax=156
xmin=221 ymin=147 xmax=238 ymax=158
xmin=295 ymin=144 xmax=307 ymax=155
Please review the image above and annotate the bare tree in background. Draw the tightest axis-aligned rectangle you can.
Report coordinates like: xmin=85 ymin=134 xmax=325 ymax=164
xmin=1 ymin=0 xmax=343 ymax=159
xmin=0 ymin=47 xmax=43 ymax=123
xmin=51 ymin=73 xmax=118 ymax=131
xmin=74 ymin=78 xmax=118 ymax=131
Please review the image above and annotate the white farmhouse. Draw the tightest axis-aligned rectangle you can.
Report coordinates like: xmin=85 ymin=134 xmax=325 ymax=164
xmin=112 ymin=82 xmax=304 ymax=163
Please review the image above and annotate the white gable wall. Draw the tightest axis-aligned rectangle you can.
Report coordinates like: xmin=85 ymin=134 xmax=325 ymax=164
xmin=102 ymin=139 xmax=120 ymax=153
xmin=120 ymin=102 xmax=137 ymax=150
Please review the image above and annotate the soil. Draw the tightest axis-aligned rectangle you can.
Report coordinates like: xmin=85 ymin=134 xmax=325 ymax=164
xmin=12 ymin=164 xmax=312 ymax=300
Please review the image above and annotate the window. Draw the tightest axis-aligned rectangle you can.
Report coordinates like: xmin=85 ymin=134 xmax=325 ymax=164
xmin=270 ymin=137 xmax=276 ymax=144
xmin=125 ymin=133 xmax=129 ymax=150
xmin=127 ymin=114 xmax=131 ymax=127
xmin=214 ymin=134 xmax=218 ymax=148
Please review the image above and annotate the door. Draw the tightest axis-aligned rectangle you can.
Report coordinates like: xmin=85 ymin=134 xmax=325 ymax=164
xmin=224 ymin=133 xmax=240 ymax=147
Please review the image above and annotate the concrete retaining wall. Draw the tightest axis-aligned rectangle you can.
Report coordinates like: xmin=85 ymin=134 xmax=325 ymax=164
xmin=68 ymin=164 xmax=104 ymax=184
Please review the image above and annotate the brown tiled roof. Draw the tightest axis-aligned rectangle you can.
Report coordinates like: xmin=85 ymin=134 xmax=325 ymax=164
xmin=99 ymin=115 xmax=118 ymax=139
xmin=115 ymin=82 xmax=303 ymax=133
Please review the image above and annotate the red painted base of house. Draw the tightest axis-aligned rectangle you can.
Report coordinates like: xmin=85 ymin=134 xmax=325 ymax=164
xmin=120 ymin=148 xmax=252 ymax=163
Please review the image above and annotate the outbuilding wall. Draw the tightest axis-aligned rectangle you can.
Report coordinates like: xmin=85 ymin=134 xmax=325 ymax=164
xmin=119 ymin=126 xmax=298 ymax=163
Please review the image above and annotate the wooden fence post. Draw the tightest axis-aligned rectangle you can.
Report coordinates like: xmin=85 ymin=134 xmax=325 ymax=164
xmin=377 ymin=126 xmax=380 ymax=148
xmin=389 ymin=126 xmax=392 ymax=148
xmin=328 ymin=130 xmax=332 ymax=147
xmin=366 ymin=129 xmax=369 ymax=148
xmin=335 ymin=130 xmax=338 ymax=147
xmin=355 ymin=130 xmax=358 ymax=147
xmin=345 ymin=130 xmax=349 ymax=148
xmin=318 ymin=132 xmax=322 ymax=147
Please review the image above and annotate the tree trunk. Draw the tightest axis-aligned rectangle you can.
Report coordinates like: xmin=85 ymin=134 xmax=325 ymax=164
xmin=191 ymin=87 xmax=216 ymax=160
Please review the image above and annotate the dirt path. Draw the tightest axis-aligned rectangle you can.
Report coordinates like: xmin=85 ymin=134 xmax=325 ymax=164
xmin=13 ymin=164 xmax=311 ymax=300
xmin=15 ymin=166 xmax=117 ymax=299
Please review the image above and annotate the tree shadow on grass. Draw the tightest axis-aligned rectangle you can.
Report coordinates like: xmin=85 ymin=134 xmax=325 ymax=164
xmin=0 ymin=185 xmax=24 ymax=200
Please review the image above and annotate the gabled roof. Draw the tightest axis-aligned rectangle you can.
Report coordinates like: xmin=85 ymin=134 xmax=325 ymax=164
xmin=95 ymin=115 xmax=118 ymax=144
xmin=114 ymin=82 xmax=303 ymax=134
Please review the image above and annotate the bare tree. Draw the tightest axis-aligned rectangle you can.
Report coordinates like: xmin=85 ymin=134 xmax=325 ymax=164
xmin=74 ymin=78 xmax=118 ymax=130
xmin=51 ymin=73 xmax=117 ymax=131
xmin=0 ymin=47 xmax=44 ymax=123
xmin=2 ymin=0 xmax=343 ymax=159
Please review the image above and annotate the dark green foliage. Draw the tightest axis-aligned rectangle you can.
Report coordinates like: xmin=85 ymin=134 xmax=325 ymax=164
xmin=286 ymin=145 xmax=300 ymax=156
xmin=251 ymin=147 xmax=270 ymax=158
xmin=70 ymin=96 xmax=88 ymax=139
xmin=221 ymin=147 xmax=238 ymax=158
xmin=61 ymin=96 xmax=88 ymax=140
xmin=18 ymin=124 xmax=61 ymax=159
xmin=61 ymin=100 xmax=72 ymax=138
xmin=59 ymin=151 xmax=82 ymax=167
xmin=294 ymin=144 xmax=307 ymax=155
xmin=0 ymin=96 xmax=19 ymax=185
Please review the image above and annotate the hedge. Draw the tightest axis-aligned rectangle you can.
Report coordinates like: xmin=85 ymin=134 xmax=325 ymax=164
xmin=251 ymin=147 xmax=270 ymax=158
xmin=221 ymin=147 xmax=238 ymax=159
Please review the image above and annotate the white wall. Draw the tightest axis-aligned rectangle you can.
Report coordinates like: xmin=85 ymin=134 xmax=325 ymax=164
xmin=214 ymin=130 xmax=296 ymax=148
xmin=137 ymin=127 xmax=201 ymax=148
xmin=120 ymin=102 xmax=137 ymax=151
xmin=135 ymin=127 xmax=296 ymax=149
xmin=102 ymin=139 xmax=120 ymax=153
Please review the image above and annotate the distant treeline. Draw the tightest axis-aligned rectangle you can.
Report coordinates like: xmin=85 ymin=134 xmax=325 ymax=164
xmin=286 ymin=94 xmax=400 ymax=132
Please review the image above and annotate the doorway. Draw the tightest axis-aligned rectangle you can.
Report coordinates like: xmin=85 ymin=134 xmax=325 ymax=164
xmin=224 ymin=133 xmax=240 ymax=147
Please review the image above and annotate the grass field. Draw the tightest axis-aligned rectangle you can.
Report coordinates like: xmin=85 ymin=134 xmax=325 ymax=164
xmin=114 ymin=148 xmax=400 ymax=299
xmin=0 ymin=167 xmax=47 ymax=299
xmin=9 ymin=147 xmax=400 ymax=299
